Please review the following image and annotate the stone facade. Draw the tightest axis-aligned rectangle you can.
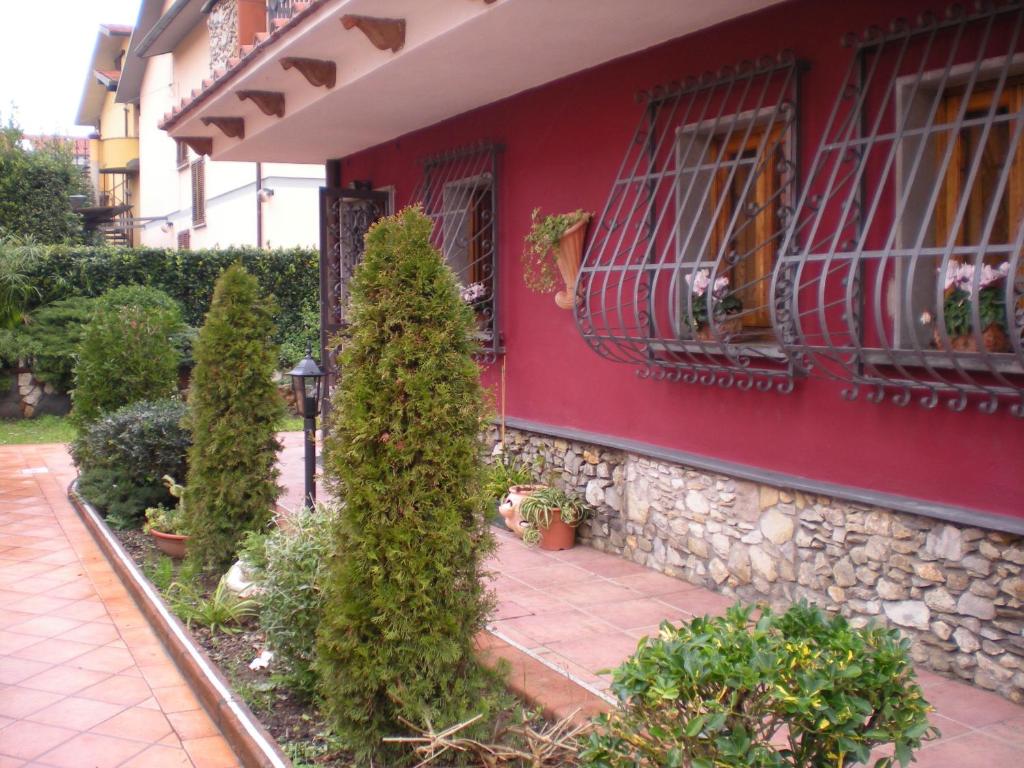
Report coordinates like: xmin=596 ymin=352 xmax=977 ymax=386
xmin=16 ymin=370 xmax=68 ymax=418
xmin=207 ymin=0 xmax=239 ymax=72
xmin=486 ymin=425 xmax=1024 ymax=703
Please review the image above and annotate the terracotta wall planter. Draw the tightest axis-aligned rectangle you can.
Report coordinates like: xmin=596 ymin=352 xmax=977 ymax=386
xmin=554 ymin=218 xmax=590 ymax=310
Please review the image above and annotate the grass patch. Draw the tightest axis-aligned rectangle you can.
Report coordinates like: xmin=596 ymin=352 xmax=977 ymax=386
xmin=0 ymin=414 xmax=76 ymax=445
xmin=279 ymin=415 xmax=304 ymax=431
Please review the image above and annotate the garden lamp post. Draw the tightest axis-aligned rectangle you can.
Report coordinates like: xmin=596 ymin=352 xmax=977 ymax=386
xmin=288 ymin=346 xmax=324 ymax=509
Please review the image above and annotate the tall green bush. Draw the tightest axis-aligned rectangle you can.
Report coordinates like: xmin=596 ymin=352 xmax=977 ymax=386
xmin=316 ymin=207 xmax=498 ymax=759
xmin=72 ymin=286 xmax=184 ymax=425
xmin=8 ymin=297 xmax=94 ymax=390
xmin=184 ymin=263 xmax=283 ymax=570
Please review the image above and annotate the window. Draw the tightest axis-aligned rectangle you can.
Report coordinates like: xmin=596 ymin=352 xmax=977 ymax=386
xmin=579 ymin=54 xmax=801 ymax=391
xmin=176 ymin=139 xmax=188 ymax=170
xmin=177 ymin=230 xmax=190 ymax=251
xmin=191 ymin=158 xmax=205 ymax=227
xmin=780 ymin=3 xmax=1023 ymax=415
xmin=412 ymin=142 xmax=502 ymax=361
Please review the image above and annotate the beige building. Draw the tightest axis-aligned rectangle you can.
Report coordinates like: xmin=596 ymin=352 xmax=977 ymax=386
xmin=115 ymin=0 xmax=322 ymax=249
xmin=75 ymin=24 xmax=140 ymax=245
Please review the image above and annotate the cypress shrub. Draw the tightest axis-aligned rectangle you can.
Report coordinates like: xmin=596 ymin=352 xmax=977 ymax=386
xmin=316 ymin=207 xmax=498 ymax=758
xmin=184 ymin=263 xmax=283 ymax=570
xmin=72 ymin=286 xmax=184 ymax=425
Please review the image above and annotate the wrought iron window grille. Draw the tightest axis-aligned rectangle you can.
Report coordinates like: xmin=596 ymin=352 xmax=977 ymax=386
xmin=775 ymin=1 xmax=1024 ymax=416
xmin=577 ymin=53 xmax=804 ymax=393
xmin=411 ymin=141 xmax=503 ymax=362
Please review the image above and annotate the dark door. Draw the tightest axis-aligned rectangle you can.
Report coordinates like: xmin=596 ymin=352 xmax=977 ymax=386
xmin=319 ymin=187 xmax=390 ymax=425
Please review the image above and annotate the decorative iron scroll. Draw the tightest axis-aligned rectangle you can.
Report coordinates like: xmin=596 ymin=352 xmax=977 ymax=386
xmin=319 ymin=187 xmax=389 ymax=425
xmin=411 ymin=142 xmax=503 ymax=362
xmin=776 ymin=2 xmax=1024 ymax=416
xmin=576 ymin=54 xmax=802 ymax=392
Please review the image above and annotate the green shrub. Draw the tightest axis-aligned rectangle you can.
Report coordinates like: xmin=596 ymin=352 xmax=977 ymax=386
xmin=17 ymin=244 xmax=316 ymax=368
xmin=169 ymin=577 xmax=258 ymax=635
xmin=72 ymin=285 xmax=184 ymax=425
xmin=581 ymin=601 xmax=937 ymax=768
xmin=72 ymin=399 xmax=190 ymax=528
xmin=184 ymin=263 xmax=283 ymax=571
xmin=255 ymin=504 xmax=337 ymax=699
xmin=316 ymin=207 xmax=499 ymax=759
xmin=7 ymin=296 xmax=94 ymax=390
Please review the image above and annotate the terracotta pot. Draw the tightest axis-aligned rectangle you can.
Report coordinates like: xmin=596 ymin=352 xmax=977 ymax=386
xmin=537 ymin=513 xmax=578 ymax=551
xmin=498 ymin=484 xmax=546 ymax=539
xmin=151 ymin=529 xmax=188 ymax=559
xmin=933 ymin=324 xmax=1010 ymax=353
xmin=554 ymin=218 xmax=590 ymax=310
xmin=696 ymin=316 xmax=743 ymax=341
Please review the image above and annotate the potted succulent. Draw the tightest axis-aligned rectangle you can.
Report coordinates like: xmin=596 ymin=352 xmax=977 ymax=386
xmin=144 ymin=475 xmax=189 ymax=559
xmin=684 ymin=268 xmax=743 ymax=340
xmin=923 ymin=261 xmax=1010 ymax=352
xmin=522 ymin=208 xmax=592 ymax=309
xmin=519 ymin=486 xmax=589 ymax=551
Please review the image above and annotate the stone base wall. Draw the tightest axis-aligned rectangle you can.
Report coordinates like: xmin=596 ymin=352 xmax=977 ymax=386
xmin=208 ymin=0 xmax=239 ymax=72
xmin=17 ymin=370 xmax=69 ymax=418
xmin=486 ymin=425 xmax=1024 ymax=703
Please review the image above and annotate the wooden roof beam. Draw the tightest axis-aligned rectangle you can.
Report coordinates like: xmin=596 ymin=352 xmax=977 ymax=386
xmin=177 ymin=137 xmax=212 ymax=156
xmin=237 ymin=90 xmax=286 ymax=118
xmin=199 ymin=117 xmax=245 ymax=139
xmin=279 ymin=57 xmax=337 ymax=89
xmin=340 ymin=15 xmax=405 ymax=53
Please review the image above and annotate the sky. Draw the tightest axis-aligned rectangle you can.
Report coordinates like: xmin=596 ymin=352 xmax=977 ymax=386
xmin=0 ymin=0 xmax=142 ymax=137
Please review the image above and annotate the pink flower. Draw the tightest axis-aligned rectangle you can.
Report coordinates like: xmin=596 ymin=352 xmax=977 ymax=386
xmin=685 ymin=269 xmax=710 ymax=297
xmin=712 ymin=275 xmax=731 ymax=299
xmin=979 ymin=262 xmax=1010 ymax=289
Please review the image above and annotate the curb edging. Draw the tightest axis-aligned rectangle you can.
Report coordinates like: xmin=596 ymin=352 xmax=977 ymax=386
xmin=68 ymin=481 xmax=292 ymax=768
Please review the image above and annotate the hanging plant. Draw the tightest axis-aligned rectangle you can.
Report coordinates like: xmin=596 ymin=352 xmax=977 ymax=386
xmin=522 ymin=209 xmax=592 ymax=300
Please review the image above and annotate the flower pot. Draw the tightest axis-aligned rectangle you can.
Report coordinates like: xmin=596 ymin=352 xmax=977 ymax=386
xmin=696 ymin=316 xmax=743 ymax=341
xmin=554 ymin=218 xmax=589 ymax=310
xmin=150 ymin=529 xmax=188 ymax=559
xmin=933 ymin=324 xmax=1010 ymax=353
xmin=498 ymin=484 xmax=546 ymax=539
xmin=537 ymin=513 xmax=578 ymax=551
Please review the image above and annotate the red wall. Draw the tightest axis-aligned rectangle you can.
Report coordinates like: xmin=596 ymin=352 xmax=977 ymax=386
xmin=337 ymin=0 xmax=1023 ymax=519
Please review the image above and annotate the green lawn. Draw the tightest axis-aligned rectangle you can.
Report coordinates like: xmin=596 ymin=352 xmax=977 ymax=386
xmin=0 ymin=415 xmax=77 ymax=445
xmin=0 ymin=413 xmax=305 ymax=445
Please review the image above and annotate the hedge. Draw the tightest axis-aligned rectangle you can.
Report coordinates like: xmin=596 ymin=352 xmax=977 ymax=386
xmin=17 ymin=245 xmax=318 ymax=367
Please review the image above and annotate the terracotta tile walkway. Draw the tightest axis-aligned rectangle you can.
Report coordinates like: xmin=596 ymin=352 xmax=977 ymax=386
xmin=0 ymin=444 xmax=239 ymax=768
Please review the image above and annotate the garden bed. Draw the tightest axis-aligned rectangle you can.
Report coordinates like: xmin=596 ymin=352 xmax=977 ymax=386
xmin=112 ymin=528 xmax=352 ymax=767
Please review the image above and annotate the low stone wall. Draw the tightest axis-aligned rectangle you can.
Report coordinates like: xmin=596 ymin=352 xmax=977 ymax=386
xmin=485 ymin=424 xmax=1024 ymax=703
xmin=17 ymin=370 xmax=69 ymax=418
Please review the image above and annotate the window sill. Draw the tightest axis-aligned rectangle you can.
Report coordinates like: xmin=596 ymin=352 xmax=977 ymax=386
xmin=650 ymin=339 xmax=789 ymax=361
xmin=861 ymin=348 xmax=1022 ymax=374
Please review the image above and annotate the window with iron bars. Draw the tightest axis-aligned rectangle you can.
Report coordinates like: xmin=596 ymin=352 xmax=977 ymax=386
xmin=778 ymin=2 xmax=1024 ymax=416
xmin=411 ymin=142 xmax=502 ymax=362
xmin=577 ymin=54 xmax=802 ymax=392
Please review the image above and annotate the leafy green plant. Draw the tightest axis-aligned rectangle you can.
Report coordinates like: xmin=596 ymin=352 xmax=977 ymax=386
xmin=519 ymin=486 xmax=589 ymax=546
xmin=72 ymin=399 xmax=190 ymax=528
xmin=0 ymin=233 xmax=41 ymax=330
xmin=144 ymin=554 xmax=176 ymax=593
xmin=484 ymin=454 xmax=534 ymax=502
xmin=72 ymin=285 xmax=185 ymax=425
xmin=257 ymin=504 xmax=337 ymax=699
xmin=184 ymin=263 xmax=283 ymax=571
xmin=170 ymin=577 xmax=257 ymax=634
xmin=522 ymin=208 xmax=591 ymax=292
xmin=316 ymin=206 xmax=501 ymax=760
xmin=144 ymin=477 xmax=188 ymax=536
xmin=581 ymin=601 xmax=938 ymax=768
xmin=5 ymin=296 xmax=94 ymax=390
xmin=938 ymin=262 xmax=1010 ymax=338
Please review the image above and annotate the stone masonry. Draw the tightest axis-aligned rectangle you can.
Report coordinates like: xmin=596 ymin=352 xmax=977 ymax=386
xmin=207 ymin=0 xmax=239 ymax=72
xmin=486 ymin=425 xmax=1024 ymax=703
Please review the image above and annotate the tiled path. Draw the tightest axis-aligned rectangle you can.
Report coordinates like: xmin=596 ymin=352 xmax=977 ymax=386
xmin=0 ymin=444 xmax=239 ymax=768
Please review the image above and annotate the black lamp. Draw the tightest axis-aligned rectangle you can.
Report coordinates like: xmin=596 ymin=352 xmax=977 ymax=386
xmin=288 ymin=345 xmax=324 ymax=508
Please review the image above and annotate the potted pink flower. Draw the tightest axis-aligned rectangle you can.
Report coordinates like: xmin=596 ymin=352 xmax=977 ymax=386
xmin=684 ymin=268 xmax=744 ymax=340
xmin=924 ymin=261 xmax=1010 ymax=352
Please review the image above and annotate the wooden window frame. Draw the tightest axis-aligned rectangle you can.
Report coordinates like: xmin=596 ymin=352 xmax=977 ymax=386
xmin=176 ymin=140 xmax=189 ymax=170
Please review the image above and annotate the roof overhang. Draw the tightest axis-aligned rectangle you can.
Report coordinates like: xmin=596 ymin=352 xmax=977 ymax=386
xmin=161 ymin=0 xmax=785 ymax=164
xmin=134 ymin=0 xmax=207 ymax=58
xmin=116 ymin=0 xmax=166 ymax=106
xmin=75 ymin=24 xmax=133 ymax=126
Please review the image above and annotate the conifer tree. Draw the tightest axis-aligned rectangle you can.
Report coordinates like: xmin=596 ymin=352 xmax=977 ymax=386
xmin=316 ymin=207 xmax=497 ymax=758
xmin=184 ymin=263 xmax=283 ymax=570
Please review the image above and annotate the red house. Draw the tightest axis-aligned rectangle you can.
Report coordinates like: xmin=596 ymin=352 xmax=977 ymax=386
xmin=160 ymin=0 xmax=1023 ymax=701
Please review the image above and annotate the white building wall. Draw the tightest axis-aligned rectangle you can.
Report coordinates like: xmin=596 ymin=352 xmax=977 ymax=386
xmin=137 ymin=10 xmax=323 ymax=248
